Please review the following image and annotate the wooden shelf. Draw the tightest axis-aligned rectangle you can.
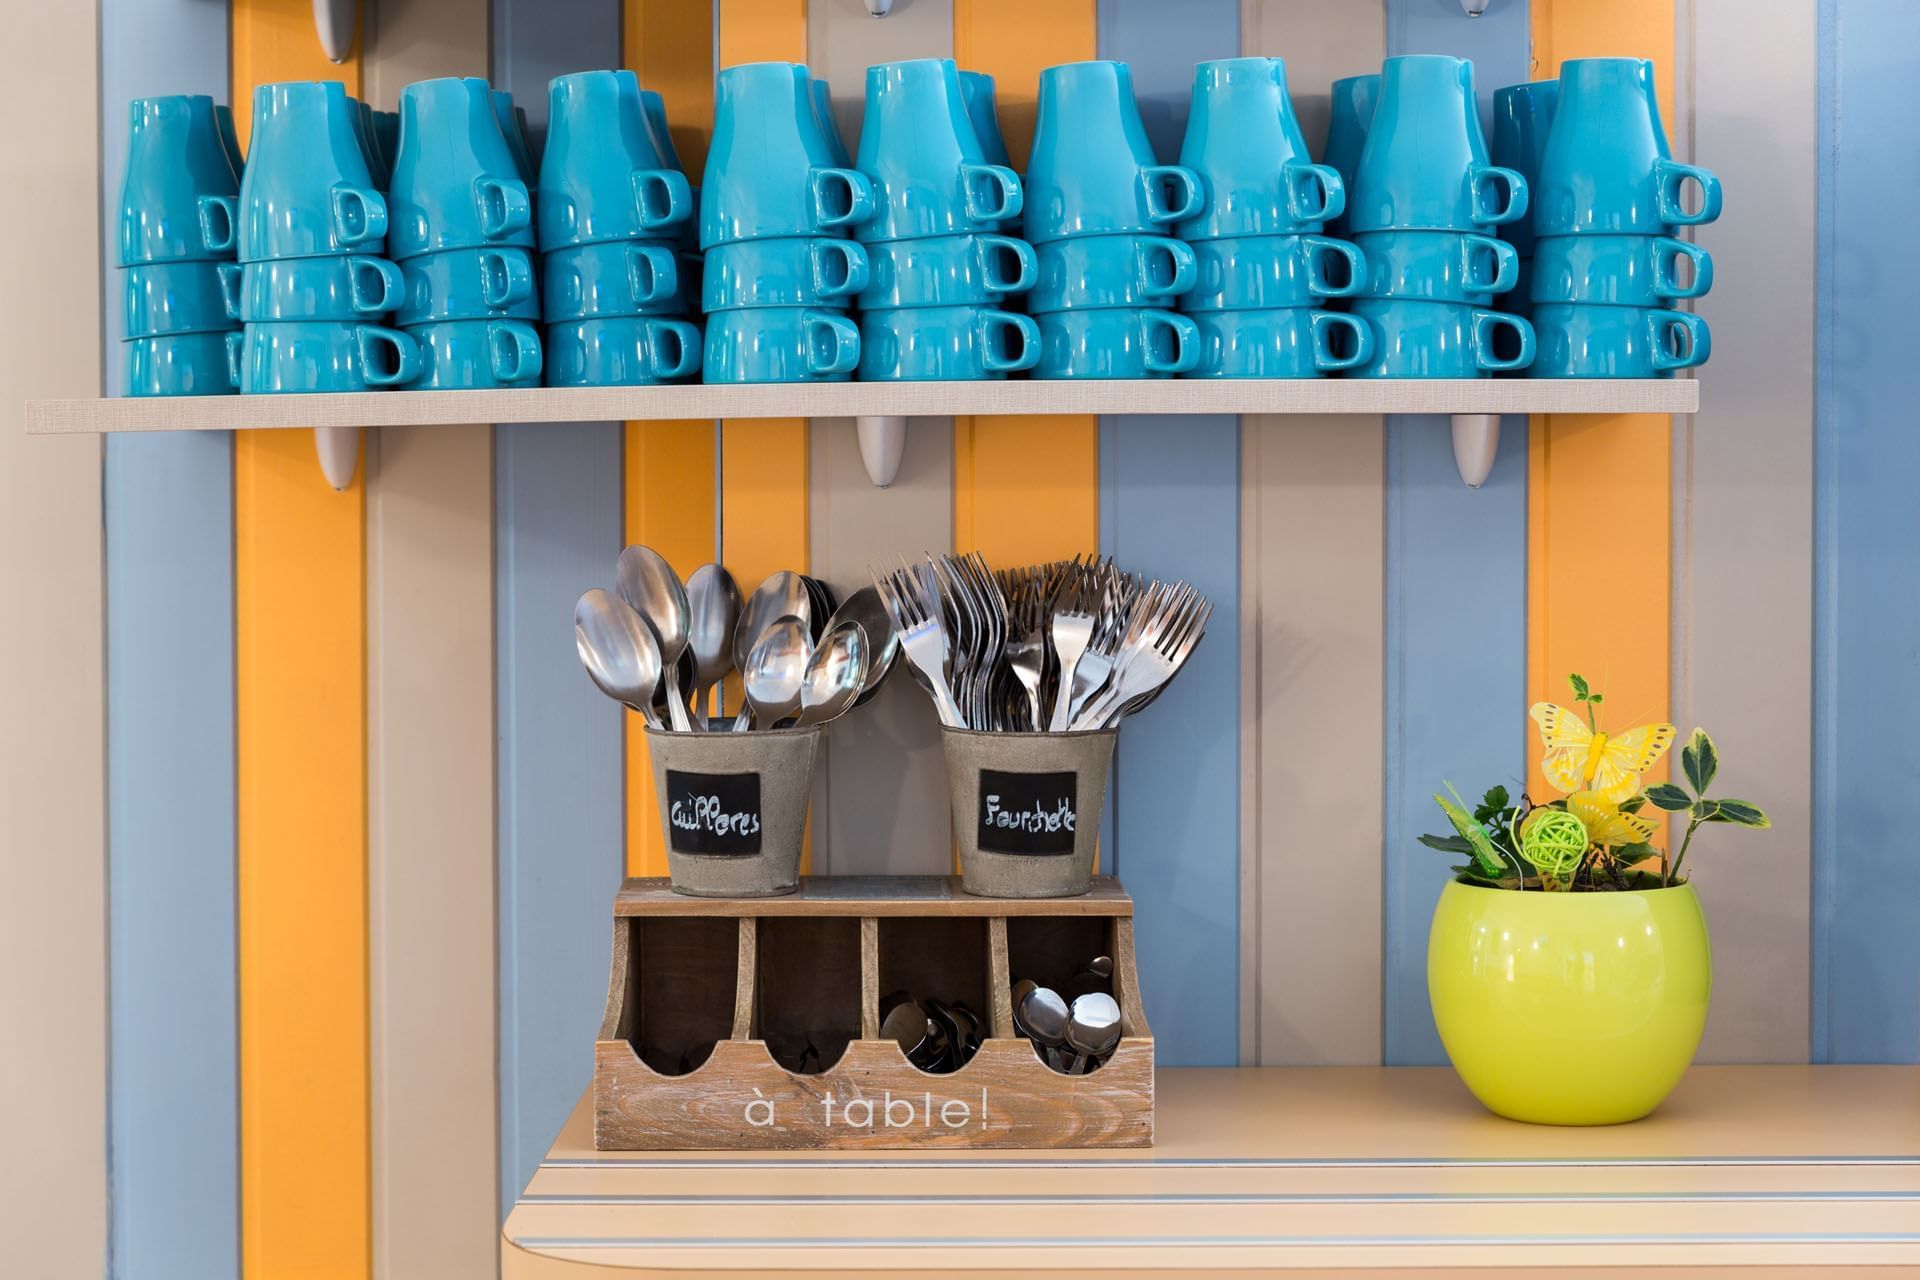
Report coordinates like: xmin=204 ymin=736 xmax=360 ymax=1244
xmin=23 ymin=377 xmax=1697 ymax=434
xmin=503 ymin=1065 xmax=1920 ymax=1275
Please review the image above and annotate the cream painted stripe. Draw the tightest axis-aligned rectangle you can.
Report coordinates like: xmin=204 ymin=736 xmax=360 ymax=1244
xmin=1679 ymin=0 xmax=1814 ymax=1062
xmin=1240 ymin=0 xmax=1385 ymax=1067
xmin=804 ymin=0 xmax=956 ymax=877
xmin=0 ymin=5 xmax=105 ymax=1274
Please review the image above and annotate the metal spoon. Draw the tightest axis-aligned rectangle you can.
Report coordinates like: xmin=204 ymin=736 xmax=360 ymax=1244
xmin=684 ymin=563 xmax=741 ymax=728
xmin=616 ymin=545 xmax=695 ymax=732
xmin=573 ymin=588 xmax=665 ymax=729
xmin=792 ymin=620 xmax=867 ymax=728
xmin=1017 ymin=985 xmax=1070 ymax=1073
xmin=1065 ymin=991 xmax=1122 ymax=1075
xmin=824 ymin=584 xmax=899 ymax=706
xmin=739 ymin=615 xmax=810 ymax=731
xmin=734 ymin=571 xmax=812 ymax=676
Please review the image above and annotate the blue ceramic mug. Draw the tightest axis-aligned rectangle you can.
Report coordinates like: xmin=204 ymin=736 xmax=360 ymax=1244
xmin=1180 ymin=234 xmax=1364 ymax=311
xmin=546 ymin=317 xmax=704 ymax=386
xmin=855 ymin=59 xmax=1023 ymax=243
xmin=230 ymin=320 xmax=420 ymax=392
xmin=1345 ymin=297 xmax=1535 ymax=377
xmin=1321 ymin=74 xmax=1377 ymax=237
xmin=1177 ymin=58 xmax=1344 ymax=240
xmin=1033 ymin=307 xmax=1199 ymax=379
xmin=374 ymin=111 xmax=399 ymax=170
xmin=958 ymin=71 xmax=1012 ymax=167
xmin=703 ymin=308 xmax=860 ymax=383
xmin=119 ymin=95 xmax=240 ymax=266
xmin=810 ymin=76 xmax=853 ymax=168
xmin=215 ymin=102 xmax=244 ymax=174
xmin=704 ymin=236 xmax=868 ymax=310
xmin=1353 ymin=230 xmax=1519 ymax=303
xmin=701 ymin=62 xmax=874 ymax=248
xmin=406 ymin=318 xmax=544 ymax=388
xmin=1031 ymin=234 xmax=1194 ymax=311
xmin=639 ymin=89 xmax=684 ymax=172
xmin=1529 ymin=303 xmax=1710 ymax=377
xmin=542 ymin=241 xmax=682 ymax=320
xmin=353 ymin=97 xmax=389 ymax=190
xmin=238 ymin=81 xmax=389 ymax=261
xmin=1189 ymin=308 xmax=1374 ymax=378
xmin=491 ymin=90 xmax=537 ymax=185
xmin=123 ymin=261 xmax=237 ymax=337
xmin=388 ymin=78 xmax=535 ymax=260
xmin=541 ymin=70 xmax=694 ymax=251
xmin=858 ymin=305 xmax=1040 ymax=380
xmin=857 ymin=233 xmax=1034 ymax=310
xmin=1536 ymin=58 xmax=1721 ymax=237
xmin=1491 ymin=79 xmax=1558 ymax=256
xmin=1025 ymin=61 xmax=1203 ymax=244
xmin=395 ymin=246 xmax=540 ymax=325
xmin=220 ymin=255 xmax=406 ymax=322
xmin=125 ymin=332 xmax=238 ymax=397
xmin=1349 ymin=56 xmax=1527 ymax=233
xmin=1530 ymin=234 xmax=1712 ymax=306
xmin=1503 ymin=255 xmax=1536 ymax=322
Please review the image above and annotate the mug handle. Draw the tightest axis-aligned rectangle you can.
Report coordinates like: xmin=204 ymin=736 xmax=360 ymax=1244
xmin=1468 ymin=165 xmax=1530 ymax=226
xmin=357 ymin=325 xmax=421 ymax=387
xmin=632 ymin=168 xmax=694 ymax=231
xmin=977 ymin=234 xmax=1037 ymax=294
xmin=1134 ymin=237 xmax=1196 ymax=300
xmin=803 ymin=310 xmax=861 ymax=376
xmin=1283 ymin=162 xmax=1346 ymax=226
xmin=217 ymin=261 xmax=243 ymax=321
xmin=475 ymin=175 xmax=532 ymax=240
xmin=329 ymin=185 xmax=389 ymax=247
xmin=348 ymin=255 xmax=405 ymax=314
xmin=1140 ymin=165 xmax=1204 ymax=224
xmin=808 ymin=239 xmax=870 ymax=299
xmin=1308 ymin=311 xmax=1375 ymax=372
xmin=1650 ymin=310 xmax=1711 ymax=372
xmin=1141 ymin=310 xmax=1200 ymax=375
xmin=1459 ymin=234 xmax=1520 ymax=295
xmin=487 ymin=320 xmax=544 ymax=384
xmin=645 ymin=319 xmax=704 ymax=381
xmin=196 ymin=194 xmax=237 ymax=254
xmin=809 ymin=167 xmax=876 ymax=231
xmin=1470 ymin=309 xmax=1536 ymax=372
xmin=224 ymin=330 xmax=243 ymax=390
xmin=1652 ymin=237 xmax=1714 ymax=300
xmin=1301 ymin=235 xmax=1366 ymax=298
xmin=624 ymin=243 xmax=678 ymax=306
xmin=1656 ymin=160 xmax=1723 ymax=227
xmin=479 ymin=249 xmax=535 ymax=308
xmin=977 ymin=311 xmax=1041 ymax=374
xmin=959 ymin=162 xmax=1024 ymax=223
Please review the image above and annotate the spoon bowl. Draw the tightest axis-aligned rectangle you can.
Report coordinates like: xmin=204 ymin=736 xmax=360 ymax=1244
xmin=1065 ymin=991 xmax=1122 ymax=1074
xmin=735 ymin=571 xmax=812 ymax=676
xmin=616 ymin=545 xmax=695 ymax=731
xmin=825 ymin=584 xmax=899 ymax=706
xmin=741 ymin=614 xmax=811 ymax=730
xmin=684 ymin=563 xmax=741 ymax=727
xmin=574 ymin=588 xmax=665 ymax=729
xmin=793 ymin=619 xmax=868 ymax=728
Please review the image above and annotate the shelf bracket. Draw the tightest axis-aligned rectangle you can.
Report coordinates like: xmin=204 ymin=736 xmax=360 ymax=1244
xmin=856 ymin=415 xmax=907 ymax=488
xmin=315 ymin=426 xmax=361 ymax=491
xmin=314 ymin=0 xmax=356 ymax=63
xmin=1449 ymin=414 xmax=1499 ymax=489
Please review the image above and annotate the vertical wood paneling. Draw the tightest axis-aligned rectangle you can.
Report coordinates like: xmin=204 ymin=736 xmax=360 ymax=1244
xmin=1380 ymin=0 xmax=1530 ymax=1068
xmin=492 ymin=0 xmax=627 ymax=1214
xmin=230 ymin=4 xmax=370 ymax=1276
xmin=809 ymin=0 xmax=954 ymax=145
xmin=1239 ymin=0 xmax=1385 ymax=1067
xmin=627 ymin=0 xmax=716 ymax=174
xmin=1 ymin=8 xmax=105 ymax=1273
xmin=1813 ymin=0 xmax=1920 ymax=1064
xmin=719 ymin=0 xmax=809 ymax=67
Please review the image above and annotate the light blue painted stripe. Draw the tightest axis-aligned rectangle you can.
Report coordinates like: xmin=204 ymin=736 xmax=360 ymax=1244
xmin=1813 ymin=0 xmax=1920 ymax=1064
xmin=494 ymin=0 xmax=627 ymax=1213
xmin=1381 ymin=0 xmax=1530 ymax=1066
xmin=101 ymin=1 xmax=240 ymax=1276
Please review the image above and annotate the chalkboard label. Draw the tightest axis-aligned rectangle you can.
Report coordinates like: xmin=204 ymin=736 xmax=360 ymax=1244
xmin=665 ymin=770 xmax=763 ymax=855
xmin=977 ymin=769 xmax=1077 ymax=855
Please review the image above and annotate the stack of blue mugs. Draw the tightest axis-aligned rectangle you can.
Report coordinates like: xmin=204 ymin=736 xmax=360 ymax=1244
xmin=118 ymin=95 xmax=243 ymax=396
xmin=540 ymin=70 xmax=701 ymax=387
xmin=1525 ymin=58 xmax=1716 ymax=378
xmin=1025 ymin=61 xmax=1200 ymax=379
xmin=1489 ymin=77 xmax=1556 ymax=322
xmin=228 ymin=81 xmax=418 ymax=394
xmin=853 ymin=59 xmax=1038 ymax=381
xmin=699 ymin=62 xmax=869 ymax=383
xmin=1343 ymin=55 xmax=1537 ymax=378
xmin=387 ymin=76 xmax=544 ymax=389
xmin=1320 ymin=73 xmax=1378 ymax=241
xmin=1175 ymin=57 xmax=1372 ymax=378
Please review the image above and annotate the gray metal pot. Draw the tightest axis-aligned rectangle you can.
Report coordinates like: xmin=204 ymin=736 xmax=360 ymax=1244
xmin=646 ymin=725 xmax=821 ymax=897
xmin=941 ymin=727 xmax=1118 ymax=898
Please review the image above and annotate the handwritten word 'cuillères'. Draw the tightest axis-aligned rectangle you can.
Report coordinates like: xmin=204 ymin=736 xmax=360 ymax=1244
xmin=670 ymin=794 xmax=762 ymax=838
xmin=982 ymin=795 xmax=1075 ymax=833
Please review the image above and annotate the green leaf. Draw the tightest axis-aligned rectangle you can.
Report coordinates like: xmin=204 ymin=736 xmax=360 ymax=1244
xmin=1645 ymin=783 xmax=1694 ymax=811
xmin=1569 ymin=673 xmax=1591 ymax=700
xmin=1435 ymin=784 xmax=1507 ymax=880
xmin=1420 ymin=834 xmax=1474 ymax=855
xmin=1691 ymin=799 xmax=1719 ymax=821
xmin=1683 ymin=728 xmax=1718 ymax=794
xmin=1709 ymin=799 xmax=1771 ymax=828
xmin=1479 ymin=784 xmax=1510 ymax=813
xmin=1619 ymin=794 xmax=1647 ymax=814
xmin=1588 ymin=693 xmax=1604 ymax=705
xmin=1615 ymin=841 xmax=1659 ymax=865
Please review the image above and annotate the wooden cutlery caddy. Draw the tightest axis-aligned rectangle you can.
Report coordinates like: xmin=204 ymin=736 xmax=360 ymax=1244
xmin=595 ymin=875 xmax=1153 ymax=1149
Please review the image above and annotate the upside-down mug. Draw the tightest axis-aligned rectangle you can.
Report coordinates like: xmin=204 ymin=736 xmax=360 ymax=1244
xmin=237 ymin=80 xmax=389 ymax=261
xmin=220 ymin=254 xmax=405 ymax=322
xmin=857 ymin=233 xmax=1034 ymax=309
xmin=125 ymin=331 xmax=238 ymax=397
xmin=701 ymin=62 xmax=874 ymax=248
xmin=230 ymin=320 xmax=420 ymax=392
xmin=1032 ymin=306 xmax=1199 ymax=378
xmin=405 ymin=318 xmax=544 ymax=388
xmin=1352 ymin=230 xmax=1520 ymax=304
xmin=1530 ymin=234 xmax=1713 ymax=306
xmin=1344 ymin=297 xmax=1536 ymax=377
xmin=857 ymin=305 xmax=1039 ymax=380
xmin=1025 ymin=60 xmax=1203 ymax=243
xmin=703 ymin=307 xmax=861 ymax=383
xmin=1534 ymin=58 xmax=1721 ymax=237
xmin=1188 ymin=307 xmax=1374 ymax=378
xmin=119 ymin=95 xmax=240 ymax=266
xmin=1180 ymin=233 xmax=1364 ymax=311
xmin=1349 ymin=56 xmax=1527 ymax=233
xmin=394 ymin=246 xmax=539 ymax=325
xmin=855 ymin=59 xmax=1023 ymax=243
xmin=1528 ymin=302 xmax=1710 ymax=377
xmin=541 ymin=241 xmax=683 ymax=320
xmin=1030 ymin=233 xmax=1194 ymax=311
xmin=541 ymin=70 xmax=693 ymax=250
xmin=546 ymin=316 xmax=704 ymax=386
xmin=1176 ymin=57 xmax=1344 ymax=240
xmin=703 ymin=236 xmax=868 ymax=310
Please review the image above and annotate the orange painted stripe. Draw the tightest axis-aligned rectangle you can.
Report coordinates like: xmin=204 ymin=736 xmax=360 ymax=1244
xmin=718 ymin=0 xmax=808 ymax=69
xmin=1526 ymin=0 xmax=1675 ymax=819
xmin=627 ymin=0 xmax=717 ymax=176
xmin=952 ymin=0 xmax=1101 ymax=566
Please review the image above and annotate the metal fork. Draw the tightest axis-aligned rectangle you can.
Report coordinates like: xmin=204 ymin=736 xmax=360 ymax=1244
xmin=1045 ymin=562 xmax=1096 ymax=732
xmin=876 ymin=563 xmax=966 ymax=729
xmin=1071 ymin=586 xmax=1211 ymax=730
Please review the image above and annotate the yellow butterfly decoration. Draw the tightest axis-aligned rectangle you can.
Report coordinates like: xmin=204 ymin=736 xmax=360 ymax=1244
xmin=1566 ymin=791 xmax=1657 ymax=848
xmin=1529 ymin=700 xmax=1676 ymax=803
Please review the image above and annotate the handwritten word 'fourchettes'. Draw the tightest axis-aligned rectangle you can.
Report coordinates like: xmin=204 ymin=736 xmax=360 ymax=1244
xmin=982 ymin=795 xmax=1075 ymax=834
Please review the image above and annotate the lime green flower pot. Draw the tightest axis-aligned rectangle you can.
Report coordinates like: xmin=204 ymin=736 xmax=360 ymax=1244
xmin=1427 ymin=878 xmax=1711 ymax=1125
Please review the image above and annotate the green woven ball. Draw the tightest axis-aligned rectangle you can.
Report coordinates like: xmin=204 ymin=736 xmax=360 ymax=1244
xmin=1522 ymin=809 xmax=1589 ymax=886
